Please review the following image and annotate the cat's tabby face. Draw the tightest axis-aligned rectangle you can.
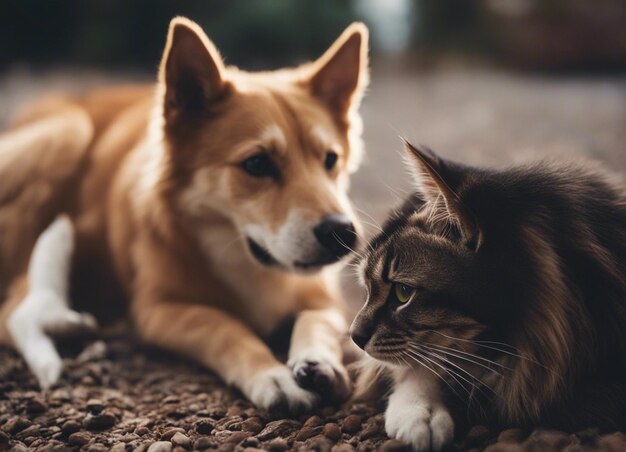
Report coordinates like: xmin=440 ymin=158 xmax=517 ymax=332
xmin=351 ymin=207 xmax=486 ymax=364
xmin=351 ymin=141 xmax=497 ymax=368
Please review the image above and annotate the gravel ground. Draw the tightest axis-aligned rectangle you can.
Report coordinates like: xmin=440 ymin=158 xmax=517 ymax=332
xmin=2 ymin=333 xmax=626 ymax=452
xmin=1 ymin=66 xmax=625 ymax=451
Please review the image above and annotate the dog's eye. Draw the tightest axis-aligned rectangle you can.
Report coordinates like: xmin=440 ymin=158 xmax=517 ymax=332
xmin=324 ymin=151 xmax=338 ymax=171
xmin=242 ymin=153 xmax=278 ymax=178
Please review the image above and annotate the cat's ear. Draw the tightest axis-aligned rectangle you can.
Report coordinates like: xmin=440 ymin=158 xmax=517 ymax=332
xmin=403 ymin=140 xmax=481 ymax=249
xmin=159 ymin=17 xmax=229 ymax=123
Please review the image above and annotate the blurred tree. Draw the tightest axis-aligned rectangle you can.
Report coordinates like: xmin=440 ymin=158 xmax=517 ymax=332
xmin=0 ymin=0 xmax=358 ymax=70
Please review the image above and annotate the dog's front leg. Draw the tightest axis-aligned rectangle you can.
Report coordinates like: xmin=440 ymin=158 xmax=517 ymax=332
xmin=132 ymin=298 xmax=316 ymax=415
xmin=288 ymin=307 xmax=352 ymax=402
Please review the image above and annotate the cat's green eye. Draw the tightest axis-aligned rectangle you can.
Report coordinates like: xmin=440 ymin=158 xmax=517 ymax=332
xmin=393 ymin=283 xmax=415 ymax=304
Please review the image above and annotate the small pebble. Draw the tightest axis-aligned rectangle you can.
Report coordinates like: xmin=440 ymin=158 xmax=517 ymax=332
xmin=379 ymin=439 xmax=410 ymax=452
xmin=84 ymin=411 xmax=117 ymax=430
xmin=265 ymin=438 xmax=289 ymax=451
xmin=241 ymin=437 xmax=260 ymax=448
xmin=341 ymin=415 xmax=361 ymax=434
xmin=295 ymin=425 xmax=322 ymax=441
xmin=303 ymin=415 xmax=323 ymax=428
xmin=241 ymin=417 xmax=263 ymax=434
xmin=2 ymin=416 xmax=32 ymax=434
xmin=331 ymin=444 xmax=356 ymax=452
xmin=16 ymin=424 xmax=40 ymax=440
xmin=498 ymin=428 xmax=525 ymax=443
xmin=194 ymin=420 xmax=215 ymax=435
xmin=170 ymin=432 xmax=191 ymax=448
xmin=323 ymin=423 xmax=342 ymax=442
xmin=62 ymin=419 xmax=82 ymax=435
xmin=87 ymin=399 xmax=105 ymax=414
xmin=148 ymin=441 xmax=173 ymax=452
xmin=25 ymin=398 xmax=47 ymax=414
xmin=69 ymin=431 xmax=92 ymax=446
xmin=226 ymin=431 xmax=250 ymax=444
xmin=193 ymin=436 xmax=213 ymax=450
xmin=256 ymin=419 xmax=301 ymax=441
xmin=161 ymin=428 xmax=185 ymax=441
xmin=135 ymin=426 xmax=150 ymax=436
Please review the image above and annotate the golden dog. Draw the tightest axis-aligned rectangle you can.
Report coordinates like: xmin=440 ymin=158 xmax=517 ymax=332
xmin=0 ymin=17 xmax=368 ymax=413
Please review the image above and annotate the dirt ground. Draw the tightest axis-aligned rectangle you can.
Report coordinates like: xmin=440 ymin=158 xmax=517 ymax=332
xmin=0 ymin=65 xmax=625 ymax=451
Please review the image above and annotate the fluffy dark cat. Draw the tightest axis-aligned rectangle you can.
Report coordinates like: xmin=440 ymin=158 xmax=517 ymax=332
xmin=350 ymin=141 xmax=626 ymax=450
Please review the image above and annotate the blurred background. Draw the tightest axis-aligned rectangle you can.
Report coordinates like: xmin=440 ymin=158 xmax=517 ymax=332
xmin=1 ymin=0 xmax=625 ymax=307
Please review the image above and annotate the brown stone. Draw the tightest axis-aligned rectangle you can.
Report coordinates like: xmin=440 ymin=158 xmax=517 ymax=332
xmin=84 ymin=411 xmax=117 ymax=430
xmin=193 ymin=436 xmax=213 ymax=450
xmin=498 ymin=428 xmax=526 ymax=443
xmin=331 ymin=444 xmax=357 ymax=452
xmin=295 ymin=425 xmax=323 ymax=441
xmin=86 ymin=399 xmax=105 ymax=414
xmin=147 ymin=441 xmax=173 ymax=452
xmin=25 ymin=398 xmax=47 ymax=414
xmin=256 ymin=419 xmax=301 ymax=441
xmin=341 ymin=415 xmax=361 ymax=434
xmin=379 ymin=439 xmax=411 ymax=452
xmin=303 ymin=415 xmax=324 ymax=428
xmin=2 ymin=416 xmax=32 ymax=434
xmin=170 ymin=432 xmax=191 ymax=449
xmin=323 ymin=423 xmax=342 ymax=442
xmin=241 ymin=417 xmax=264 ymax=434
xmin=265 ymin=438 xmax=289 ymax=451
xmin=194 ymin=419 xmax=215 ymax=435
xmin=160 ymin=428 xmax=185 ymax=441
xmin=68 ymin=431 xmax=92 ymax=446
xmin=61 ymin=419 xmax=81 ymax=435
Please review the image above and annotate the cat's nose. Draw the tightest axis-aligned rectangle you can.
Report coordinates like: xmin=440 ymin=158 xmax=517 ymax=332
xmin=350 ymin=324 xmax=371 ymax=349
xmin=313 ymin=214 xmax=356 ymax=258
xmin=351 ymin=330 xmax=369 ymax=349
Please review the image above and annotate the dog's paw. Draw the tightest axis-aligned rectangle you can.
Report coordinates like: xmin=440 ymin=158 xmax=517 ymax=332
xmin=289 ymin=352 xmax=352 ymax=403
xmin=245 ymin=365 xmax=317 ymax=416
xmin=385 ymin=398 xmax=454 ymax=451
xmin=8 ymin=291 xmax=98 ymax=389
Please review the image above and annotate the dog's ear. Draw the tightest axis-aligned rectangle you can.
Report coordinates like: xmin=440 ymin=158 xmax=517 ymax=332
xmin=159 ymin=17 xmax=228 ymax=122
xmin=308 ymin=23 xmax=369 ymax=116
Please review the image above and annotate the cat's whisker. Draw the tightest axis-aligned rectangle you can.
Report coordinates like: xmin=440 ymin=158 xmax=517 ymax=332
xmin=413 ymin=344 xmax=496 ymax=396
xmin=404 ymin=348 xmax=471 ymax=399
xmin=353 ymin=206 xmax=385 ymax=234
xmin=403 ymin=352 xmax=465 ymax=401
xmin=422 ymin=342 xmax=510 ymax=374
xmin=331 ymin=231 xmax=365 ymax=260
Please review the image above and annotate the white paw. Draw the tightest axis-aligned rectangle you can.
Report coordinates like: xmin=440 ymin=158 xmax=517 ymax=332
xmin=385 ymin=398 xmax=454 ymax=451
xmin=26 ymin=338 xmax=63 ymax=389
xmin=8 ymin=291 xmax=98 ymax=389
xmin=245 ymin=365 xmax=317 ymax=415
xmin=288 ymin=349 xmax=352 ymax=402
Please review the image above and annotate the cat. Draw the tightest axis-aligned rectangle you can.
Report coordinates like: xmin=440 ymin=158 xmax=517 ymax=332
xmin=350 ymin=140 xmax=626 ymax=450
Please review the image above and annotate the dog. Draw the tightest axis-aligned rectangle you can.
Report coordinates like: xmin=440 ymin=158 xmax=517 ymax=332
xmin=0 ymin=17 xmax=369 ymax=414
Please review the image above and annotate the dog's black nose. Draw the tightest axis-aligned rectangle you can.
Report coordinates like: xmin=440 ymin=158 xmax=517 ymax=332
xmin=314 ymin=214 xmax=356 ymax=258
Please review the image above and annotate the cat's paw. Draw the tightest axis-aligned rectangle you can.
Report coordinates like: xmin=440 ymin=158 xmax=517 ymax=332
xmin=288 ymin=351 xmax=352 ymax=403
xmin=385 ymin=398 xmax=454 ymax=451
xmin=245 ymin=365 xmax=318 ymax=416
